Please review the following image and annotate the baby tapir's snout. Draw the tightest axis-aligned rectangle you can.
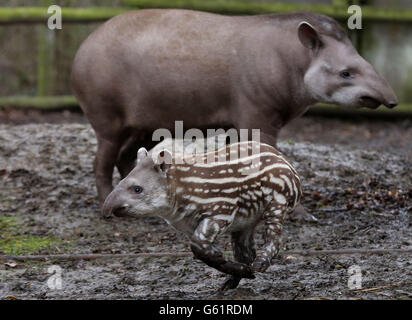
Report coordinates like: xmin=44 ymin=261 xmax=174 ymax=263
xmin=102 ymin=187 xmax=130 ymax=219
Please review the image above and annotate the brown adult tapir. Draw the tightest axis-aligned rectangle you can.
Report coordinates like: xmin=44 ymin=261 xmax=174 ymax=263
xmin=71 ymin=9 xmax=398 ymax=211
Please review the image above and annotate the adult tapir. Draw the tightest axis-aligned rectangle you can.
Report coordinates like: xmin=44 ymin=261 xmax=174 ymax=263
xmin=71 ymin=9 xmax=398 ymax=212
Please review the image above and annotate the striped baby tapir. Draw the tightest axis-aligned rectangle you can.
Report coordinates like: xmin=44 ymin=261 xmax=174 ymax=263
xmin=102 ymin=140 xmax=301 ymax=290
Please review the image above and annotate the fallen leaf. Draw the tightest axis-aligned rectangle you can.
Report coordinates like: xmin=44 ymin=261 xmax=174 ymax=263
xmin=285 ymin=255 xmax=297 ymax=260
xmin=5 ymin=261 xmax=17 ymax=268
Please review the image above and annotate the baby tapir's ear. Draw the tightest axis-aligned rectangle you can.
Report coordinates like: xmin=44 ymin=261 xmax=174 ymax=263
xmin=137 ymin=147 xmax=148 ymax=163
xmin=155 ymin=149 xmax=172 ymax=176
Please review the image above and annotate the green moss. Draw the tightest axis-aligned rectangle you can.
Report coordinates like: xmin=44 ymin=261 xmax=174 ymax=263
xmin=0 ymin=216 xmax=18 ymax=230
xmin=37 ymin=25 xmax=54 ymax=96
xmin=60 ymin=7 xmax=128 ymax=20
xmin=404 ymin=67 xmax=412 ymax=102
xmin=0 ymin=2 xmax=412 ymax=22
xmin=0 ymin=95 xmax=78 ymax=109
xmin=332 ymin=0 xmax=349 ymax=8
xmin=0 ymin=7 xmax=128 ymax=23
xmin=0 ymin=216 xmax=61 ymax=255
xmin=123 ymin=0 xmax=412 ymax=22
xmin=360 ymin=21 xmax=378 ymax=56
xmin=286 ymin=139 xmax=295 ymax=146
xmin=123 ymin=0 xmax=348 ymax=17
xmin=0 ymin=235 xmax=58 ymax=255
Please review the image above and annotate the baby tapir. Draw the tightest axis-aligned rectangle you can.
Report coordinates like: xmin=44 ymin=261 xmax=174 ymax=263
xmin=102 ymin=141 xmax=301 ymax=290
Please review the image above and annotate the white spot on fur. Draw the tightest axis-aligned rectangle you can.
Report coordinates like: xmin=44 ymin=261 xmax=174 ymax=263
xmin=182 ymin=195 xmax=238 ymax=205
xmin=180 ymin=163 xmax=291 ymax=184
xmin=241 ymin=194 xmax=251 ymax=200
xmin=262 ymin=187 xmax=272 ymax=195
xmin=221 ymin=187 xmax=237 ymax=193
xmin=269 ymin=174 xmax=285 ymax=189
xmin=273 ymin=191 xmax=286 ymax=205
xmin=280 ymin=174 xmax=292 ymax=193
xmin=176 ymin=166 xmax=191 ymax=171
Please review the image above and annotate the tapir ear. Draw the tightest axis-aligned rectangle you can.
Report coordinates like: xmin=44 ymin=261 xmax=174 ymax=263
xmin=137 ymin=147 xmax=148 ymax=163
xmin=298 ymin=21 xmax=322 ymax=52
xmin=154 ymin=149 xmax=172 ymax=175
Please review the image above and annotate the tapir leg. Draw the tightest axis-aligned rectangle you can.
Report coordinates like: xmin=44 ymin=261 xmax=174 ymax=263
xmin=116 ymin=136 xmax=138 ymax=179
xmin=221 ymin=230 xmax=257 ymax=291
xmin=190 ymin=218 xmax=255 ymax=281
xmin=95 ymin=136 xmax=122 ymax=208
xmin=235 ymin=108 xmax=280 ymax=147
xmin=116 ymin=136 xmax=160 ymax=179
xmin=253 ymin=127 xmax=317 ymax=222
xmin=251 ymin=205 xmax=287 ymax=272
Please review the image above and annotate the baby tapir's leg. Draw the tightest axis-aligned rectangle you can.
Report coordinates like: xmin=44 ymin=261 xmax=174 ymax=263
xmin=221 ymin=229 xmax=257 ymax=291
xmin=190 ymin=218 xmax=255 ymax=280
xmin=252 ymin=205 xmax=287 ymax=272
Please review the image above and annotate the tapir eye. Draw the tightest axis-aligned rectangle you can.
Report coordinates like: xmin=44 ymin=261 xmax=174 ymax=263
xmin=340 ymin=70 xmax=352 ymax=79
xmin=134 ymin=186 xmax=143 ymax=194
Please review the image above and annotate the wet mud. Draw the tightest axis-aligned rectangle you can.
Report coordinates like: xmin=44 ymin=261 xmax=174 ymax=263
xmin=0 ymin=115 xmax=411 ymax=299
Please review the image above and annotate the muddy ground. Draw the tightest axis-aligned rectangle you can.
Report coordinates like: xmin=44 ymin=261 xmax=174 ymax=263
xmin=0 ymin=111 xmax=411 ymax=300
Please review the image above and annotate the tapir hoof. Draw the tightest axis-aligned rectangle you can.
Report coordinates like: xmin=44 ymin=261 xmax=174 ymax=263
xmin=220 ymin=276 xmax=241 ymax=291
xmin=223 ymin=261 xmax=255 ymax=279
xmin=289 ymin=204 xmax=318 ymax=222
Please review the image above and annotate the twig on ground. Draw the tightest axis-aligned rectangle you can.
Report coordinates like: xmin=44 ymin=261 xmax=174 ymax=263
xmin=1 ymin=247 xmax=411 ymax=262
xmin=286 ymin=248 xmax=412 ymax=256
xmin=353 ymin=282 xmax=411 ymax=293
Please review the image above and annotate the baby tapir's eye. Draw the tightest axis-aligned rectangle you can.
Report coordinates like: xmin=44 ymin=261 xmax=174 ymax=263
xmin=134 ymin=186 xmax=143 ymax=194
xmin=340 ymin=70 xmax=352 ymax=79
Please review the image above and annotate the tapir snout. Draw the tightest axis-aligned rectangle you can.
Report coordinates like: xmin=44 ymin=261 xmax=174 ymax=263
xmin=358 ymin=68 xmax=398 ymax=109
xmin=375 ymin=79 xmax=399 ymax=109
xmin=101 ymin=189 xmax=130 ymax=219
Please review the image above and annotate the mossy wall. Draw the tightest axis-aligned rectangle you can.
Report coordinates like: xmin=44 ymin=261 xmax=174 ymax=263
xmin=5 ymin=0 xmax=123 ymax=7
xmin=0 ymin=22 xmax=100 ymax=96
xmin=0 ymin=0 xmax=411 ymax=104
xmin=370 ymin=0 xmax=412 ymax=9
